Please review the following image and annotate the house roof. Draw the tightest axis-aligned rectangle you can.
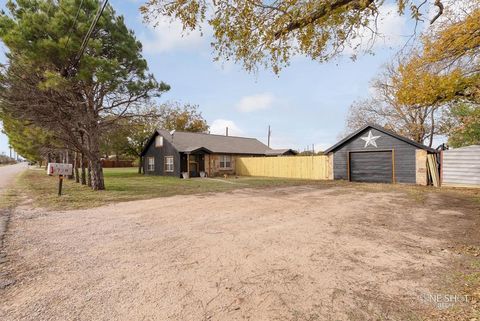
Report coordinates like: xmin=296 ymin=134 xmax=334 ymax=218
xmin=324 ymin=124 xmax=437 ymax=154
xmin=142 ymin=129 xmax=275 ymax=155
xmin=264 ymin=149 xmax=298 ymax=156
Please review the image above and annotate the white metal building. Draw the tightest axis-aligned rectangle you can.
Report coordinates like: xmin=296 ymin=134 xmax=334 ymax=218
xmin=442 ymin=145 xmax=480 ymax=187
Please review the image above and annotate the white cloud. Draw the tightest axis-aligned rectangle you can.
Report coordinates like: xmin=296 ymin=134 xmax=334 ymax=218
xmin=236 ymin=93 xmax=275 ymax=112
xmin=209 ymin=119 xmax=244 ymax=136
xmin=141 ymin=17 xmax=209 ymax=54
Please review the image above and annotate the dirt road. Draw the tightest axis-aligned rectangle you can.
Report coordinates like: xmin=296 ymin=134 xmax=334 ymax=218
xmin=0 ymin=163 xmax=27 ymax=254
xmin=1 ymin=185 xmax=478 ymax=320
xmin=0 ymin=163 xmax=26 ymax=192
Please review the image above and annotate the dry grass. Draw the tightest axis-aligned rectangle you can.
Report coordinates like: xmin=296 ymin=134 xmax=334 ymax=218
xmin=16 ymin=167 xmax=339 ymax=210
xmin=16 ymin=167 xmax=480 ymax=211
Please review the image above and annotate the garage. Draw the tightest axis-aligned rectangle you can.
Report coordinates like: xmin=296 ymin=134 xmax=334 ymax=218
xmin=349 ymin=151 xmax=393 ymax=183
xmin=325 ymin=124 xmax=436 ymax=184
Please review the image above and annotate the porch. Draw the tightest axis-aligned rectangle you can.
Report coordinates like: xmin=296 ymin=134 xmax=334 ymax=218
xmin=180 ymin=149 xmax=235 ymax=178
xmin=180 ymin=148 xmax=211 ymax=178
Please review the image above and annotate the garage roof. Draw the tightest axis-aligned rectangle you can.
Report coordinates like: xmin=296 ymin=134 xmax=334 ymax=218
xmin=324 ymin=124 xmax=437 ymax=154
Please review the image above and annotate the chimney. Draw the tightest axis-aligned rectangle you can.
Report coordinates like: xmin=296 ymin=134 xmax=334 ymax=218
xmin=267 ymin=125 xmax=271 ymax=148
xmin=226 ymin=127 xmax=229 ymax=136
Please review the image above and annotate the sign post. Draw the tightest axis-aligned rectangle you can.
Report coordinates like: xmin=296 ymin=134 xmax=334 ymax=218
xmin=47 ymin=163 xmax=73 ymax=196
xmin=58 ymin=175 xmax=64 ymax=196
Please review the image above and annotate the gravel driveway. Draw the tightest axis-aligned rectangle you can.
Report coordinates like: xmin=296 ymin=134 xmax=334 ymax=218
xmin=1 ymin=185 xmax=478 ymax=320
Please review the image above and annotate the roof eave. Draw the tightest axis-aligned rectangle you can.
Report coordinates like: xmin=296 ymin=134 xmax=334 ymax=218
xmin=324 ymin=124 xmax=437 ymax=153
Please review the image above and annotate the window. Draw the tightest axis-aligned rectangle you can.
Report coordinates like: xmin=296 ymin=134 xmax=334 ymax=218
xmin=155 ymin=135 xmax=163 ymax=147
xmin=147 ymin=157 xmax=155 ymax=172
xmin=165 ymin=156 xmax=174 ymax=172
xmin=219 ymin=155 xmax=231 ymax=169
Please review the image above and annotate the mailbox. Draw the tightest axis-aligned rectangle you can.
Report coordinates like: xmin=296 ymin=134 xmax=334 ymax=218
xmin=47 ymin=163 xmax=73 ymax=176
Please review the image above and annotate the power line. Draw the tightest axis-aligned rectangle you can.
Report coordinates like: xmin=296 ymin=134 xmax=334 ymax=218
xmin=71 ymin=0 xmax=109 ymax=71
xmin=64 ymin=0 xmax=85 ymax=50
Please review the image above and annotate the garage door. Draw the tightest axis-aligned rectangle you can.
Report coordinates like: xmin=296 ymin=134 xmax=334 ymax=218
xmin=349 ymin=151 xmax=393 ymax=183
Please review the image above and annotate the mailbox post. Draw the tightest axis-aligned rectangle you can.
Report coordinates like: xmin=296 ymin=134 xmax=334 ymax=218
xmin=47 ymin=163 xmax=73 ymax=196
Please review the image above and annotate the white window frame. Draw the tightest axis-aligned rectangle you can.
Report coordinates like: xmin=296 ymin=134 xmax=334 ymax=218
xmin=219 ymin=155 xmax=231 ymax=169
xmin=147 ymin=157 xmax=155 ymax=172
xmin=155 ymin=135 xmax=163 ymax=147
xmin=164 ymin=156 xmax=174 ymax=172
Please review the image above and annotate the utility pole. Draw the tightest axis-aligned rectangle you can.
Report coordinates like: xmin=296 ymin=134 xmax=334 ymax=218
xmin=267 ymin=125 xmax=271 ymax=148
xmin=226 ymin=127 xmax=229 ymax=136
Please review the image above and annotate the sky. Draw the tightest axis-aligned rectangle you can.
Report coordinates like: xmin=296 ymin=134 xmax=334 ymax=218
xmin=0 ymin=0 xmax=443 ymax=156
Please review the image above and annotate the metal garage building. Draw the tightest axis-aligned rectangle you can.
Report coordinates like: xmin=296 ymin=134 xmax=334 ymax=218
xmin=325 ymin=125 xmax=436 ymax=184
xmin=442 ymin=145 xmax=480 ymax=187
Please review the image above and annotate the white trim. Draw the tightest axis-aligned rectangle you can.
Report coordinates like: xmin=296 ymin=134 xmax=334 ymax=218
xmin=219 ymin=155 xmax=232 ymax=169
xmin=155 ymin=136 xmax=163 ymax=147
xmin=165 ymin=156 xmax=174 ymax=172
xmin=147 ymin=157 xmax=155 ymax=171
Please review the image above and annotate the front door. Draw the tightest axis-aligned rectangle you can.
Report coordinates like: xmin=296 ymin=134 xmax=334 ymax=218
xmin=189 ymin=160 xmax=199 ymax=177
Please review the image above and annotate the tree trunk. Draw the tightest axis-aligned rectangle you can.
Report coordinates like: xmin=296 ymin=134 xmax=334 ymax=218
xmin=87 ymin=162 xmax=92 ymax=187
xmin=429 ymin=108 xmax=435 ymax=148
xmin=67 ymin=150 xmax=74 ymax=180
xmin=86 ymin=130 xmax=105 ymax=190
xmin=138 ymin=156 xmax=142 ymax=174
xmin=74 ymin=152 xmax=80 ymax=183
xmin=81 ymin=153 xmax=87 ymax=185
xmin=89 ymin=157 xmax=105 ymax=190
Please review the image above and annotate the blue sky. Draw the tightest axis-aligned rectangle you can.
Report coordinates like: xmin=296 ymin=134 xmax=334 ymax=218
xmin=0 ymin=0 xmax=429 ymax=156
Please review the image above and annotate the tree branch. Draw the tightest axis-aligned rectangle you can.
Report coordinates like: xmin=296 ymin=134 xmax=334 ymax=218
xmin=273 ymin=0 xmax=375 ymax=39
xmin=430 ymin=0 xmax=444 ymax=24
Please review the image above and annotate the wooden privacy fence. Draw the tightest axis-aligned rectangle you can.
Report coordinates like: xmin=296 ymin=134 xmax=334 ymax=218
xmin=236 ymin=156 xmax=331 ymax=180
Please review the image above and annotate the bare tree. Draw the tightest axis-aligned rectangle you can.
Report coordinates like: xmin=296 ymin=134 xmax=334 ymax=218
xmin=346 ymin=63 xmax=442 ymax=146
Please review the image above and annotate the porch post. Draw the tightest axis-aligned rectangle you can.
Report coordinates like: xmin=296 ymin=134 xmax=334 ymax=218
xmin=187 ymin=153 xmax=190 ymax=177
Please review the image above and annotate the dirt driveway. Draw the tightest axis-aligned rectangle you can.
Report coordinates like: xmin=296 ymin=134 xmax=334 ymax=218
xmin=1 ymin=185 xmax=479 ymax=320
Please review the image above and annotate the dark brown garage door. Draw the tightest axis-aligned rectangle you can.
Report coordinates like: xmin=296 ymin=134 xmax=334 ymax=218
xmin=349 ymin=151 xmax=393 ymax=183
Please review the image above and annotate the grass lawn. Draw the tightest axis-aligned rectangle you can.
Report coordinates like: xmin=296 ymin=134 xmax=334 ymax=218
xmin=16 ymin=167 xmax=480 ymax=210
xmin=17 ymin=167 xmax=337 ymax=210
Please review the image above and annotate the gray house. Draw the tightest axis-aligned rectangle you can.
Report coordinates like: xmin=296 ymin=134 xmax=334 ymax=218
xmin=325 ymin=124 xmax=437 ymax=184
xmin=141 ymin=130 xmax=296 ymax=177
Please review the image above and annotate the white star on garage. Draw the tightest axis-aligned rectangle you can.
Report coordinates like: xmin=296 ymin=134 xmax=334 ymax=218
xmin=361 ymin=130 xmax=381 ymax=148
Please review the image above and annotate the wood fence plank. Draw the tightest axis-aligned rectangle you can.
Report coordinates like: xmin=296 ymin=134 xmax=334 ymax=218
xmin=235 ymin=156 xmax=331 ymax=180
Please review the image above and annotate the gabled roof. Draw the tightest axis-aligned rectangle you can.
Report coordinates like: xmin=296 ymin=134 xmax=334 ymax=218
xmin=141 ymin=129 xmax=275 ymax=155
xmin=324 ymin=124 xmax=437 ymax=154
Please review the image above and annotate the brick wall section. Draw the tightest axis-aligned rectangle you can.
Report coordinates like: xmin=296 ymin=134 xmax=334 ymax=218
xmin=327 ymin=153 xmax=334 ymax=180
xmin=205 ymin=154 xmax=241 ymax=177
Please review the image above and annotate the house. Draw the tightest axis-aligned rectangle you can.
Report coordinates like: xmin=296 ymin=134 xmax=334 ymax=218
xmin=141 ymin=130 xmax=296 ymax=177
xmin=324 ymin=124 xmax=437 ymax=184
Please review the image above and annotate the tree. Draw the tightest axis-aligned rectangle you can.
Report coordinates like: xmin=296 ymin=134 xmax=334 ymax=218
xmin=394 ymin=6 xmax=480 ymax=107
xmin=0 ymin=111 xmax=57 ymax=164
xmin=141 ymin=0 xmax=455 ymax=73
xmin=347 ymin=4 xmax=479 ymax=147
xmin=102 ymin=102 xmax=209 ymax=174
xmin=0 ymin=0 xmax=169 ymax=190
xmin=100 ymin=121 xmax=130 ymax=160
xmin=159 ymin=102 xmax=209 ymax=132
xmin=346 ymin=63 xmax=442 ymax=146
xmin=440 ymin=104 xmax=480 ymax=147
